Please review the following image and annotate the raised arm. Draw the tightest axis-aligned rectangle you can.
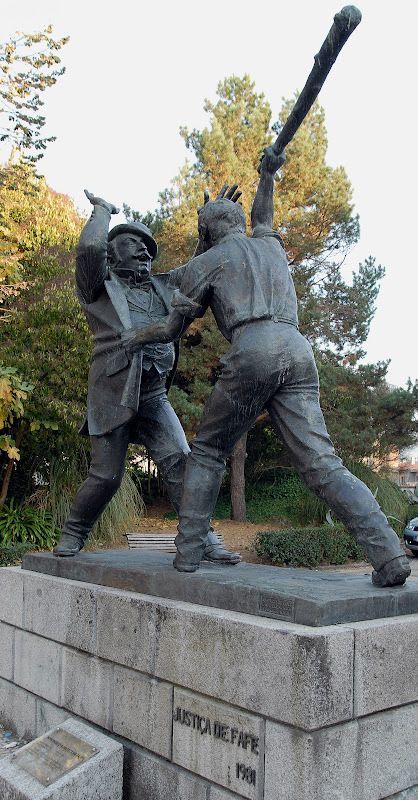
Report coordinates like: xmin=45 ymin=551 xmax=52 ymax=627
xmin=76 ymin=189 xmax=119 ymax=304
xmin=250 ymin=146 xmax=285 ymax=232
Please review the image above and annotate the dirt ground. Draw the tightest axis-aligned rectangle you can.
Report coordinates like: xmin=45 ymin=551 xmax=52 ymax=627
xmin=114 ymin=498 xmax=418 ymax=577
xmin=125 ymin=499 xmax=270 ymax=564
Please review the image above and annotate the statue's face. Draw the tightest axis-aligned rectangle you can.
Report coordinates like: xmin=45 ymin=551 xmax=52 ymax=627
xmin=110 ymin=233 xmax=152 ymax=282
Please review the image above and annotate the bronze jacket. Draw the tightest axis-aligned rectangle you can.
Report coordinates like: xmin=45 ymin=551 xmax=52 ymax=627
xmin=76 ymin=205 xmax=185 ymax=436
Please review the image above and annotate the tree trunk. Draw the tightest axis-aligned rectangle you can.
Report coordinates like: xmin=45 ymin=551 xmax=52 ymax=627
xmin=230 ymin=432 xmax=247 ymax=521
xmin=0 ymin=423 xmax=25 ymax=506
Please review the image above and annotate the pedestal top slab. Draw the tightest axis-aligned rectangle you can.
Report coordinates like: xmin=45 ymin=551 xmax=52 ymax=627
xmin=22 ymin=549 xmax=418 ymax=627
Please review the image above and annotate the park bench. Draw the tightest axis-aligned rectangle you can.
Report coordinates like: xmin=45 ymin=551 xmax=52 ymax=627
xmin=125 ymin=532 xmax=224 ymax=552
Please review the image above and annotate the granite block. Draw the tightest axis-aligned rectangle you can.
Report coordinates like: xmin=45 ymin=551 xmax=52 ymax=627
xmin=96 ymin=587 xmax=155 ymax=672
xmin=0 ymin=677 xmax=36 ymax=740
xmin=0 ymin=622 xmax=14 ymax=681
xmin=265 ymin=703 xmax=418 ymax=800
xmin=122 ymin=741 xmax=209 ymax=800
xmin=152 ymin=599 xmax=354 ymax=729
xmin=353 ymin=614 xmax=418 ymax=716
xmin=0 ymin=568 xmax=24 ymax=627
xmin=61 ymin=648 xmax=113 ymax=729
xmin=22 ymin=571 xmax=96 ymax=653
xmin=35 ymin=698 xmax=72 ymax=738
xmin=172 ymin=687 xmax=264 ymax=799
xmin=112 ymin=665 xmax=172 ymax=758
xmin=14 ymin=630 xmax=62 ymax=705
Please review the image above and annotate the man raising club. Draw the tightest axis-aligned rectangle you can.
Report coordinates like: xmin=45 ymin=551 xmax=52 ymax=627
xmin=122 ymin=146 xmax=410 ymax=587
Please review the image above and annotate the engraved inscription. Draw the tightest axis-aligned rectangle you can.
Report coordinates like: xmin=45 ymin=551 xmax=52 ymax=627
xmin=172 ymin=689 xmax=263 ymax=800
xmin=173 ymin=706 xmax=259 ymax=755
xmin=13 ymin=728 xmax=97 ymax=787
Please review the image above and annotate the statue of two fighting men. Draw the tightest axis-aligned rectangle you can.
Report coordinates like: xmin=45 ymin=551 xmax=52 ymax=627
xmin=53 ymin=146 xmax=410 ymax=588
xmin=53 ymin=6 xmax=410 ymax=586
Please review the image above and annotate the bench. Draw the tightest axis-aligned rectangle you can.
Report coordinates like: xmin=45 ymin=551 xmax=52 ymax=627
xmin=125 ymin=532 xmax=224 ymax=552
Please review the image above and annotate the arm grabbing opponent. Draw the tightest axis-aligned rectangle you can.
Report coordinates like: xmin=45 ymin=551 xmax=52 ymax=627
xmin=121 ymin=309 xmax=190 ymax=353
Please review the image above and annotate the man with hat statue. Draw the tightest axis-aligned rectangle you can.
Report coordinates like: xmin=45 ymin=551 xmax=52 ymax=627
xmin=53 ymin=189 xmax=240 ymax=563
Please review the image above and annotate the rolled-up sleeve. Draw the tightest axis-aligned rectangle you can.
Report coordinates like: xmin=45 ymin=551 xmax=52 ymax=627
xmin=171 ymin=289 xmax=204 ymax=318
xmin=172 ymin=256 xmax=212 ymax=319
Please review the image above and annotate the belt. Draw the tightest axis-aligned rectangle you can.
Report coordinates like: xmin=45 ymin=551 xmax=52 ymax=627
xmin=232 ymin=316 xmax=298 ymax=332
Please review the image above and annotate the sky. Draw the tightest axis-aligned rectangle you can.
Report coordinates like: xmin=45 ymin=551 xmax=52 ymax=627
xmin=2 ymin=0 xmax=418 ymax=391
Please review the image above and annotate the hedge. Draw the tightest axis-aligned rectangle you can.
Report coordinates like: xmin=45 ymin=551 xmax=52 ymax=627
xmin=0 ymin=543 xmax=32 ymax=567
xmin=254 ymin=525 xmax=365 ymax=568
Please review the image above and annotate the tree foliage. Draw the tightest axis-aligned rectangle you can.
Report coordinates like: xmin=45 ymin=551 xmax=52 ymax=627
xmin=0 ymin=160 xmax=86 ymax=501
xmin=0 ymin=26 xmax=69 ymax=162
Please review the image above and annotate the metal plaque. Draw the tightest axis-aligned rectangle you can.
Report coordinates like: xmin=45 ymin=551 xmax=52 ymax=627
xmin=13 ymin=728 xmax=98 ymax=787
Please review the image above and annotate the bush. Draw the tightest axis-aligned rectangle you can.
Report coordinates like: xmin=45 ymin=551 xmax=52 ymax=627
xmin=0 ymin=499 xmax=57 ymax=549
xmin=254 ymin=525 xmax=365 ymax=568
xmin=0 ymin=542 xmax=32 ymax=567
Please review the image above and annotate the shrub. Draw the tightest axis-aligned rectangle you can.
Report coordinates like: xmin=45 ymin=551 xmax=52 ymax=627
xmin=0 ymin=499 xmax=57 ymax=548
xmin=0 ymin=542 xmax=32 ymax=567
xmin=254 ymin=525 xmax=365 ymax=568
xmin=30 ymin=453 xmax=145 ymax=547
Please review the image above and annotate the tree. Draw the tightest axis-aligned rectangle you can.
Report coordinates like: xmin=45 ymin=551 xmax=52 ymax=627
xmin=0 ymin=160 xmax=85 ymax=502
xmin=0 ymin=26 xmax=70 ymax=499
xmin=0 ymin=26 xmax=69 ymax=163
xmin=1 ymin=25 xmax=69 ymax=314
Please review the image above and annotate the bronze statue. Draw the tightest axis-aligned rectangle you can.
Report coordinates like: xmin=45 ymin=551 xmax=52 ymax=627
xmin=122 ymin=148 xmax=411 ymax=588
xmin=53 ymin=190 xmax=240 ymax=564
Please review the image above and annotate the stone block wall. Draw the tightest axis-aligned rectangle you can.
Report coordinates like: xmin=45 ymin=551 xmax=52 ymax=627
xmin=0 ymin=566 xmax=418 ymax=800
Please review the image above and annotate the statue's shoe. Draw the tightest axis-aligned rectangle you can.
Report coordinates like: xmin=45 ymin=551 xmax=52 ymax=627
xmin=53 ymin=533 xmax=85 ymax=557
xmin=173 ymin=556 xmax=200 ymax=573
xmin=372 ymin=554 xmax=411 ymax=587
xmin=202 ymin=544 xmax=242 ymax=564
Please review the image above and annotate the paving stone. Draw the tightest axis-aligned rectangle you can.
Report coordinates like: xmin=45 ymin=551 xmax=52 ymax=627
xmin=0 ymin=568 xmax=24 ymax=627
xmin=96 ymin=587 xmax=155 ymax=672
xmin=0 ymin=716 xmax=123 ymax=799
xmin=122 ymin=741 xmax=209 ymax=800
xmin=353 ymin=615 xmax=418 ymax=716
xmin=152 ymin=599 xmax=354 ymax=729
xmin=265 ymin=703 xmax=418 ymax=800
xmin=61 ymin=648 xmax=113 ymax=729
xmin=112 ymin=665 xmax=172 ymax=759
xmin=14 ymin=630 xmax=62 ymax=706
xmin=22 ymin=571 xmax=96 ymax=653
xmin=0 ymin=678 xmax=36 ymax=741
xmin=0 ymin=623 xmax=14 ymax=681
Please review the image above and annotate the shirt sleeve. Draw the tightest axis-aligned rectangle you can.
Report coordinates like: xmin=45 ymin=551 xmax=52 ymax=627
xmin=171 ymin=255 xmax=213 ymax=319
xmin=165 ymin=264 xmax=188 ymax=288
xmin=252 ymin=223 xmax=285 ymax=248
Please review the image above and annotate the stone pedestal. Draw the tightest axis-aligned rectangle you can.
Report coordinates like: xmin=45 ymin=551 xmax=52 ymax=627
xmin=0 ymin=551 xmax=417 ymax=799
